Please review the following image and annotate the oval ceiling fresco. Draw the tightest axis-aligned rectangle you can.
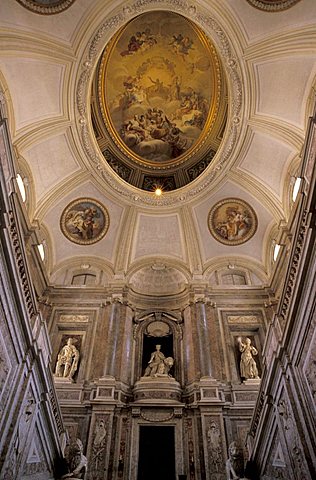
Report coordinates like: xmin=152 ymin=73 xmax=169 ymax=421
xmin=98 ymin=11 xmax=221 ymax=168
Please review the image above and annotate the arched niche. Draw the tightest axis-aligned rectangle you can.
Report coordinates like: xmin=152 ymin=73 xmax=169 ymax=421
xmin=133 ymin=311 xmax=183 ymax=384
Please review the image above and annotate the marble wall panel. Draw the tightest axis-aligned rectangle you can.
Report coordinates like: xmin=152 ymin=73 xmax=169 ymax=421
xmin=202 ymin=414 xmax=226 ymax=480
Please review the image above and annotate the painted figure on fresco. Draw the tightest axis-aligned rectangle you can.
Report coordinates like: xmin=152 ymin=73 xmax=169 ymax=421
xmin=216 ymin=206 xmax=251 ymax=242
xmin=120 ymin=28 xmax=157 ymax=56
xmin=237 ymin=337 xmax=260 ymax=380
xmin=65 ymin=206 xmax=99 ymax=240
xmin=170 ymin=33 xmax=194 ymax=56
xmin=208 ymin=199 xmax=257 ymax=246
xmin=144 ymin=345 xmax=174 ymax=377
xmin=61 ymin=199 xmax=109 ymax=245
xmin=55 ymin=338 xmax=79 ymax=381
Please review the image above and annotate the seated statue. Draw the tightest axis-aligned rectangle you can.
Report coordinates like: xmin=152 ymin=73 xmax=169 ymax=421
xmin=144 ymin=344 xmax=174 ymax=377
xmin=55 ymin=338 xmax=79 ymax=381
xmin=61 ymin=438 xmax=87 ymax=479
xmin=226 ymin=441 xmax=248 ymax=480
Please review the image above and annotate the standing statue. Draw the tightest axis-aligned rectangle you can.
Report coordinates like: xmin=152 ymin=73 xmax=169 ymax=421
xmin=55 ymin=338 xmax=79 ymax=380
xmin=61 ymin=438 xmax=87 ymax=479
xmin=144 ymin=344 xmax=174 ymax=377
xmin=237 ymin=337 xmax=260 ymax=380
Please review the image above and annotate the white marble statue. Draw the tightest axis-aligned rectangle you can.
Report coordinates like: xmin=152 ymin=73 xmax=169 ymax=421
xmin=226 ymin=441 xmax=248 ymax=480
xmin=144 ymin=344 xmax=174 ymax=377
xmin=61 ymin=438 xmax=87 ymax=480
xmin=55 ymin=338 xmax=79 ymax=380
xmin=237 ymin=337 xmax=259 ymax=380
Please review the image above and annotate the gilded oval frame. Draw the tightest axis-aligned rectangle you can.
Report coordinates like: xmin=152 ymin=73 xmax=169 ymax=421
xmin=98 ymin=11 xmax=222 ymax=169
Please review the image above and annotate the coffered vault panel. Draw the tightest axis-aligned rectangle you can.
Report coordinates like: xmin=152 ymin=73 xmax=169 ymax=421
xmin=23 ymin=131 xmax=81 ymax=201
xmin=229 ymin=0 xmax=316 ymax=42
xmin=0 ymin=0 xmax=86 ymax=44
xmin=238 ymin=129 xmax=294 ymax=198
xmin=256 ymin=56 xmax=316 ymax=125
xmin=0 ymin=57 xmax=65 ymax=130
xmin=131 ymin=213 xmax=185 ymax=262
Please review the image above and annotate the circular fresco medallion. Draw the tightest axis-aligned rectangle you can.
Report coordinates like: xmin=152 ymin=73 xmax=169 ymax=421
xmin=98 ymin=11 xmax=221 ymax=167
xmin=60 ymin=198 xmax=109 ymax=245
xmin=245 ymin=0 xmax=301 ymax=12
xmin=208 ymin=198 xmax=257 ymax=246
xmin=16 ymin=0 xmax=76 ymax=15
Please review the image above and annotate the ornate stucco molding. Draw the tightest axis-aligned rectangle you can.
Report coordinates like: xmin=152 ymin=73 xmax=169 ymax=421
xmin=16 ymin=0 xmax=76 ymax=15
xmin=75 ymin=1 xmax=243 ymax=207
xmin=246 ymin=0 xmax=301 ymax=12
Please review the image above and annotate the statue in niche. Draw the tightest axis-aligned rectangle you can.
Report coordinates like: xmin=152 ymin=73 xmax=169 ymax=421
xmin=237 ymin=337 xmax=260 ymax=380
xmin=144 ymin=344 xmax=174 ymax=377
xmin=55 ymin=338 xmax=79 ymax=381
xmin=61 ymin=438 xmax=87 ymax=479
xmin=226 ymin=441 xmax=248 ymax=480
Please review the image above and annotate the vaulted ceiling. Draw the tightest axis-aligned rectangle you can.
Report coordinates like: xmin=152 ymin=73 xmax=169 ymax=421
xmin=0 ymin=0 xmax=315 ymax=295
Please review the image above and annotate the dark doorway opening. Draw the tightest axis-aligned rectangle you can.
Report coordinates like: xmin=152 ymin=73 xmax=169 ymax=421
xmin=137 ymin=425 xmax=176 ymax=480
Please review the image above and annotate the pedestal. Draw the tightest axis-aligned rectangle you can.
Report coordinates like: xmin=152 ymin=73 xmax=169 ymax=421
xmin=133 ymin=376 xmax=182 ymax=403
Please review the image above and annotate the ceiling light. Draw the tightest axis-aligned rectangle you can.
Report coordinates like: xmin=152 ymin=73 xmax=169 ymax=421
xmin=292 ymin=177 xmax=302 ymax=202
xmin=37 ymin=243 xmax=45 ymax=261
xmin=273 ymin=243 xmax=281 ymax=262
xmin=16 ymin=174 xmax=26 ymax=202
xmin=154 ymin=188 xmax=162 ymax=197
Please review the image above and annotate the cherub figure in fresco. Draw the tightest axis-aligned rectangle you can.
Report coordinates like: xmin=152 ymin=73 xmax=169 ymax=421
xmin=120 ymin=34 xmax=142 ymax=56
xmin=120 ymin=29 xmax=157 ymax=56
xmin=170 ymin=33 xmax=193 ymax=56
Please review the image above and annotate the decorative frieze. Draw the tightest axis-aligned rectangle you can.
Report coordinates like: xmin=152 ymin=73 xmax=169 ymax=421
xmin=59 ymin=314 xmax=90 ymax=323
xmin=227 ymin=315 xmax=259 ymax=324
xmin=140 ymin=408 xmax=174 ymax=423
xmin=16 ymin=0 xmax=76 ymax=15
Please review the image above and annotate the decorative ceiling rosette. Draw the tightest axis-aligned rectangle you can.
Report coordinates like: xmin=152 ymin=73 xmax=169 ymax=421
xmin=60 ymin=198 xmax=110 ymax=245
xmin=16 ymin=0 xmax=76 ymax=15
xmin=208 ymin=198 xmax=258 ymax=246
xmin=245 ymin=0 xmax=301 ymax=12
